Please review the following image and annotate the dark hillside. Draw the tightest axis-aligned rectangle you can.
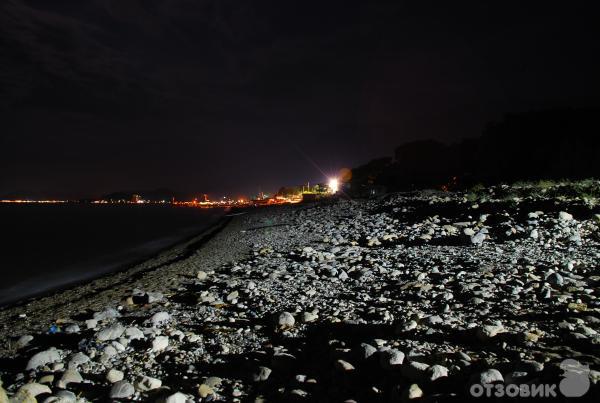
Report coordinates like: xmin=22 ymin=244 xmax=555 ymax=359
xmin=350 ymin=108 xmax=600 ymax=194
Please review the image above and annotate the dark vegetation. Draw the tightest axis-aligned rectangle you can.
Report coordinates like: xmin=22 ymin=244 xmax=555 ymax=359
xmin=349 ymin=108 xmax=600 ymax=195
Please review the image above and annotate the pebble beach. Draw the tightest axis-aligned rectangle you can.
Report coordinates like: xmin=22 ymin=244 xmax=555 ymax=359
xmin=1 ymin=187 xmax=600 ymax=402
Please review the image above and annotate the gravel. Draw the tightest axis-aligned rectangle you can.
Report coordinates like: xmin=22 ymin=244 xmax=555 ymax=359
xmin=1 ymin=189 xmax=599 ymax=401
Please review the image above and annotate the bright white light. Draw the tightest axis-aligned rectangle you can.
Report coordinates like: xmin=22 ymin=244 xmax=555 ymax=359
xmin=328 ymin=178 xmax=339 ymax=194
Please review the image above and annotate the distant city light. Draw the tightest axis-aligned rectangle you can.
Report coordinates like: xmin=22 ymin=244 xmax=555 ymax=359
xmin=2 ymin=179 xmax=340 ymax=207
xmin=328 ymin=178 xmax=339 ymax=194
xmin=0 ymin=199 xmax=68 ymax=204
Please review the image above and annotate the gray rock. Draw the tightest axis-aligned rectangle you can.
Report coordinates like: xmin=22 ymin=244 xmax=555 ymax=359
xmin=64 ymin=324 xmax=80 ymax=334
xmin=253 ymin=366 xmax=272 ymax=382
xmin=93 ymin=307 xmax=120 ymax=321
xmin=163 ymin=392 xmax=189 ymax=403
xmin=134 ymin=375 xmax=162 ymax=391
xmin=476 ymin=324 xmax=505 ymax=341
xmin=18 ymin=383 xmax=51 ymax=397
xmin=97 ymin=323 xmax=125 ymax=341
xmin=204 ymin=376 xmax=223 ymax=388
xmin=428 ymin=365 xmax=449 ymax=381
xmin=301 ymin=312 xmax=318 ymax=323
xmin=103 ymin=345 xmax=118 ymax=357
xmin=0 ymin=382 xmax=8 ymax=402
xmin=150 ymin=311 xmax=171 ymax=326
xmin=379 ymin=349 xmax=405 ymax=369
xmin=400 ymin=320 xmax=418 ymax=331
xmin=277 ymin=312 xmax=295 ymax=328
xmin=67 ymin=352 xmax=89 ymax=368
xmin=26 ymin=348 xmax=62 ymax=370
xmin=57 ymin=369 xmax=82 ymax=389
xmin=290 ymin=389 xmax=308 ymax=398
xmin=109 ymin=381 xmax=135 ymax=399
xmin=470 ymin=232 xmax=486 ymax=245
xmin=197 ymin=384 xmax=214 ymax=398
xmin=146 ymin=291 xmax=164 ymax=303
xmin=85 ymin=319 xmax=98 ymax=329
xmin=125 ymin=327 xmax=144 ymax=340
xmin=478 ymin=369 xmax=504 ymax=384
xmin=546 ymin=272 xmax=564 ymax=286
xmin=423 ymin=315 xmax=443 ymax=325
xmin=64 ymin=391 xmax=81 ymax=402
xmin=48 ymin=390 xmax=78 ymax=402
xmin=106 ymin=369 xmax=124 ymax=383
xmin=16 ymin=335 xmax=34 ymax=349
xmin=359 ymin=343 xmax=377 ymax=360
xmin=152 ymin=336 xmax=169 ymax=352
xmin=9 ymin=389 xmax=36 ymax=403
xmin=558 ymin=211 xmax=573 ymax=221
xmin=335 ymin=359 xmax=355 ymax=372
xmin=404 ymin=383 xmax=423 ymax=400
xmin=516 ymin=360 xmax=544 ymax=373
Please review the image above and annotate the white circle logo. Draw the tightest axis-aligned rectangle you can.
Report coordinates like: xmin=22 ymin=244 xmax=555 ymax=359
xmin=559 ymin=359 xmax=590 ymax=397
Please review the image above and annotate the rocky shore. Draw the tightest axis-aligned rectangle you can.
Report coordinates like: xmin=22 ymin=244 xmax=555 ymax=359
xmin=1 ymin=186 xmax=600 ymax=402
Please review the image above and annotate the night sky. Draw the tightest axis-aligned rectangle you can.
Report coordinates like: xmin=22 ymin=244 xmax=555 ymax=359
xmin=1 ymin=0 xmax=599 ymax=199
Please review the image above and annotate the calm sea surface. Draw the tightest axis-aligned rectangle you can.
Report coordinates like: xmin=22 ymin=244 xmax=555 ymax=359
xmin=0 ymin=204 xmax=225 ymax=306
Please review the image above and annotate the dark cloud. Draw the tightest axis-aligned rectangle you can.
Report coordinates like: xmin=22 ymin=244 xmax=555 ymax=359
xmin=1 ymin=0 xmax=599 ymax=198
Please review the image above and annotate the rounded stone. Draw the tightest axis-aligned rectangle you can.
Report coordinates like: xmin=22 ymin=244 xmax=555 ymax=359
xmin=198 ymin=384 xmax=214 ymax=398
xmin=97 ymin=323 xmax=125 ymax=341
xmin=478 ymin=369 xmax=504 ymax=384
xmin=152 ymin=336 xmax=169 ymax=352
xmin=428 ymin=365 xmax=449 ymax=381
xmin=109 ymin=381 xmax=135 ymax=399
xmin=106 ymin=369 xmax=124 ymax=383
xmin=277 ymin=312 xmax=295 ymax=328
xmin=150 ymin=312 xmax=171 ymax=326
xmin=134 ymin=375 xmax=162 ymax=391
xmin=26 ymin=348 xmax=62 ymax=370
xmin=253 ymin=366 xmax=272 ymax=382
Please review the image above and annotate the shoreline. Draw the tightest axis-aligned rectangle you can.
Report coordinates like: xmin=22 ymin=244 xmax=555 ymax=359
xmin=0 ymin=207 xmax=247 ymax=342
xmin=0 ymin=210 xmax=232 ymax=310
xmin=0 ymin=203 xmax=302 ymax=352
